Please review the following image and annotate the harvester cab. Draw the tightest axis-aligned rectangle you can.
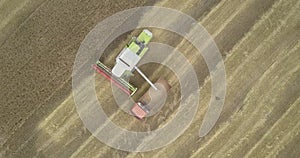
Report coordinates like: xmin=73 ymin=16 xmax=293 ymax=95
xmin=93 ymin=29 xmax=170 ymax=119
xmin=112 ymin=29 xmax=152 ymax=78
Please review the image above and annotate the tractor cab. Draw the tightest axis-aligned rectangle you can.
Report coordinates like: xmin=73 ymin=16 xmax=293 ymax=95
xmin=131 ymin=102 xmax=150 ymax=119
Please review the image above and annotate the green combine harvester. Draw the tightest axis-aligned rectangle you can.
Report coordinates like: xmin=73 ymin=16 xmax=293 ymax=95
xmin=93 ymin=29 xmax=171 ymax=119
xmin=93 ymin=29 xmax=156 ymax=96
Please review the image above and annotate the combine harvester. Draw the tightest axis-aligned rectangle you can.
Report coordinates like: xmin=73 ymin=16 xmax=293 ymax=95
xmin=93 ymin=29 xmax=170 ymax=119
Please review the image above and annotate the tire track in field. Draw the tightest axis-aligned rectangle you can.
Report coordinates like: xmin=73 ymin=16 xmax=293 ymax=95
xmin=1 ymin=43 xmax=80 ymax=148
xmin=179 ymin=37 xmax=299 ymax=158
xmin=223 ymin=0 xmax=293 ymax=75
xmin=10 ymin=76 xmax=114 ymax=157
xmin=203 ymin=0 xmax=250 ymax=38
xmin=214 ymin=49 xmax=300 ymax=157
xmin=0 ymin=0 xmax=30 ymax=31
xmin=10 ymin=65 xmax=133 ymax=156
xmin=1 ymin=63 xmax=70 ymax=144
xmin=11 ymin=95 xmax=75 ymax=156
xmin=200 ymin=0 xmax=277 ymax=53
xmin=266 ymin=110 xmax=300 ymax=158
xmin=271 ymin=117 xmax=300 ymax=157
xmin=222 ymin=0 xmax=299 ymax=113
xmin=191 ymin=17 xmax=300 ymax=158
xmin=0 ymin=0 xmax=46 ymax=47
xmin=204 ymin=0 xmax=297 ymax=132
xmin=245 ymin=96 xmax=300 ymax=157
xmin=187 ymin=0 xmax=299 ymax=156
xmin=34 ymin=79 xmax=153 ymax=157
xmin=2 ymin=74 xmax=72 ymax=157
xmin=211 ymin=5 xmax=299 ymax=155
xmin=192 ymin=42 xmax=300 ymax=158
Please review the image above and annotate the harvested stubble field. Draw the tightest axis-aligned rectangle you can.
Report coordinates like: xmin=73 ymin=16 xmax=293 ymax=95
xmin=0 ymin=0 xmax=299 ymax=157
